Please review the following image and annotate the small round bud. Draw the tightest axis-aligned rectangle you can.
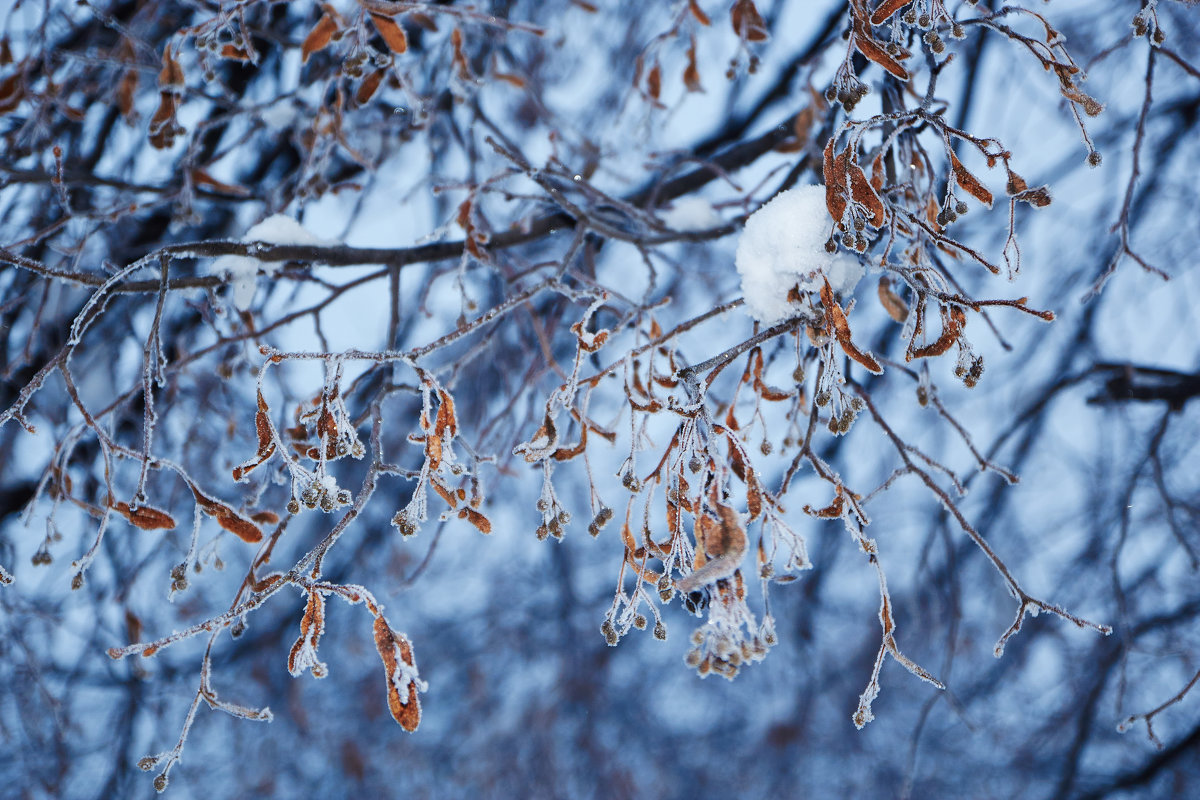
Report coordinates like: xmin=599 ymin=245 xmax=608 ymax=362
xmin=1087 ymin=151 xmax=1102 ymax=168
xmin=653 ymin=621 xmax=667 ymax=640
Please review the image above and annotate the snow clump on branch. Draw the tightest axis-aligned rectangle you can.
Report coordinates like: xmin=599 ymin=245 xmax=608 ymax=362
xmin=735 ymin=185 xmax=863 ymax=325
xmin=211 ymin=214 xmax=335 ymax=311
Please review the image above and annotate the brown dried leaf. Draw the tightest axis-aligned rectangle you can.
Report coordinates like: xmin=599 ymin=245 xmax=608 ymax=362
xmin=451 ymin=28 xmax=471 ymax=80
xmin=1016 ymin=186 xmax=1052 ymax=208
xmin=688 ymin=0 xmax=711 ymax=25
xmin=684 ymin=43 xmax=703 ymax=93
xmin=410 ymin=12 xmax=438 ymax=32
xmin=148 ymin=91 xmax=177 ymax=131
xmin=803 ymin=488 xmax=844 ymax=518
xmin=0 ymin=73 xmax=21 ymax=115
xmin=877 ymin=276 xmax=908 ymax=322
xmin=1005 ymin=169 xmax=1028 ymax=196
xmin=854 ymin=31 xmax=909 ymax=80
xmin=822 ymin=279 xmax=884 ymax=375
xmin=869 ymin=151 xmax=886 ymax=192
xmin=373 ymin=616 xmax=422 ymax=732
xmin=217 ymin=511 xmax=264 ymax=543
xmin=192 ymin=168 xmax=251 ymax=197
xmin=647 ymin=63 xmax=662 ymax=101
xmin=747 ymin=478 xmax=763 ymax=521
xmin=112 ymin=501 xmax=177 ymax=531
xmin=849 ymin=162 xmax=885 ymax=227
xmin=219 ymin=44 xmax=251 ymax=61
xmin=870 ymin=0 xmax=913 ymax=25
xmin=908 ymin=305 xmax=966 ymax=360
xmin=158 ymin=46 xmax=184 ymax=88
xmin=302 ymin=14 xmax=339 ymax=64
xmin=117 ymin=71 xmax=138 ymax=121
xmin=731 ymin=0 xmax=769 ymax=42
xmin=357 ymin=69 xmax=386 ymax=104
xmin=949 ymin=150 xmax=993 ymax=207
xmin=435 ymin=389 xmax=458 ymax=439
xmin=370 ymin=12 xmax=409 ymax=55
xmin=823 ymin=138 xmax=848 ymax=224
xmin=287 ymin=591 xmax=326 ymax=677
xmin=431 ymin=478 xmax=457 ymax=509
xmin=458 ymin=507 xmax=492 ymax=535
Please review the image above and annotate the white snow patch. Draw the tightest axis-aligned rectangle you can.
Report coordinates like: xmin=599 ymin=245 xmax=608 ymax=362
xmin=211 ymin=214 xmax=335 ymax=310
xmin=259 ymin=100 xmax=297 ymax=131
xmin=735 ymin=185 xmax=863 ymax=325
xmin=662 ymin=197 xmax=722 ymax=232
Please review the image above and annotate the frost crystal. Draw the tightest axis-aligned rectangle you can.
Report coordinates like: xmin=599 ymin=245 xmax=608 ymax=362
xmin=735 ymin=185 xmax=863 ymax=325
xmin=211 ymin=214 xmax=335 ymax=311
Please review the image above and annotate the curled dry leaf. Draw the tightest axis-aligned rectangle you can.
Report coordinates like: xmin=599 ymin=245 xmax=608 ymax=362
xmin=908 ymin=305 xmax=966 ymax=360
xmin=949 ymin=150 xmax=993 ymax=207
xmin=822 ymin=279 xmax=884 ymax=375
xmin=677 ymin=502 xmax=747 ymax=592
xmin=191 ymin=485 xmax=263 ymax=543
xmin=688 ymin=0 xmax=711 ymax=26
xmin=803 ymin=485 xmax=845 ymax=518
xmin=373 ymin=616 xmax=423 ymax=732
xmin=287 ymin=590 xmax=327 ymax=677
xmin=232 ymin=390 xmax=276 ymax=481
